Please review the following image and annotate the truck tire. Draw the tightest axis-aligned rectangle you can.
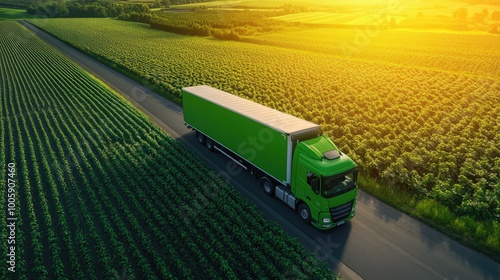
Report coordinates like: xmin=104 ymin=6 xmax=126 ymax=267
xmin=298 ymin=203 xmax=311 ymax=224
xmin=196 ymin=131 xmax=205 ymax=144
xmin=206 ymin=138 xmax=215 ymax=151
xmin=261 ymin=177 xmax=275 ymax=196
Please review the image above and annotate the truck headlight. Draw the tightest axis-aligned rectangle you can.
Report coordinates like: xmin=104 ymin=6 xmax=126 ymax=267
xmin=322 ymin=218 xmax=331 ymax=223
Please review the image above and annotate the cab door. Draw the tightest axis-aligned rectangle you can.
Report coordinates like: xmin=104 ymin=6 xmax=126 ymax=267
xmin=296 ymin=165 xmax=321 ymax=218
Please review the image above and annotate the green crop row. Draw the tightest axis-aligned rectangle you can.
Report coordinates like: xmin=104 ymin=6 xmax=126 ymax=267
xmin=29 ymin=18 xmax=500 ymax=220
xmin=0 ymin=21 xmax=336 ymax=279
xmin=26 ymin=17 xmax=500 ymax=259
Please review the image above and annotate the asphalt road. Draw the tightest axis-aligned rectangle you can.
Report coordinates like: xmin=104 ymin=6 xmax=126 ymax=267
xmin=20 ymin=20 xmax=500 ymax=280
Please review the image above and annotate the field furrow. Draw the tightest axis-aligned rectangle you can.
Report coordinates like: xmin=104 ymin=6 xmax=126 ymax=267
xmin=27 ymin=18 xmax=500 ymax=227
xmin=1 ymin=20 xmax=337 ymax=279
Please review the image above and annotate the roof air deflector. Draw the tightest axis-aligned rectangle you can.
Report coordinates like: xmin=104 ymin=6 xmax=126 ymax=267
xmin=323 ymin=150 xmax=340 ymax=160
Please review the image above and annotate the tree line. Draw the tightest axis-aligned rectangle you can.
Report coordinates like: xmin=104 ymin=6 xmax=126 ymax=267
xmin=26 ymin=1 xmax=149 ymax=17
xmin=23 ymin=1 xmax=289 ymax=40
xmin=0 ymin=0 xmax=214 ymax=8
xmin=121 ymin=9 xmax=290 ymax=41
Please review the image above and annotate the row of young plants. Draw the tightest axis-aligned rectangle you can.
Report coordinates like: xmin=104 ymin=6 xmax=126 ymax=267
xmin=26 ymin=18 xmax=500 ymax=259
xmin=246 ymin=28 xmax=499 ymax=78
xmin=0 ymin=21 xmax=337 ymax=279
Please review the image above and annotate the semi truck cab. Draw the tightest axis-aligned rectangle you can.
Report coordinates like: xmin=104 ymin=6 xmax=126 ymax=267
xmin=292 ymin=135 xmax=358 ymax=229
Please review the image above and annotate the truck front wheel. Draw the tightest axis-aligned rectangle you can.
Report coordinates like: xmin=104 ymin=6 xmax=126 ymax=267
xmin=261 ymin=177 xmax=275 ymax=196
xmin=196 ymin=131 xmax=205 ymax=144
xmin=298 ymin=203 xmax=311 ymax=224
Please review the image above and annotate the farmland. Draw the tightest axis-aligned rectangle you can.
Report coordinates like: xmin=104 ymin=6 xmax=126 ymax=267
xmin=270 ymin=12 xmax=406 ymax=26
xmin=0 ymin=21 xmax=336 ymax=279
xmin=27 ymin=17 xmax=500 ymax=257
xmin=0 ymin=7 xmax=30 ymax=20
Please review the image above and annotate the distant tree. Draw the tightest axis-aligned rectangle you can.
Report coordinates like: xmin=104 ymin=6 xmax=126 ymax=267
xmin=161 ymin=0 xmax=170 ymax=8
xmin=26 ymin=1 xmax=65 ymax=17
xmin=192 ymin=5 xmax=207 ymax=11
xmin=282 ymin=3 xmax=307 ymax=14
xmin=492 ymin=11 xmax=500 ymax=21
xmin=490 ymin=23 xmax=499 ymax=34
xmin=472 ymin=9 xmax=488 ymax=23
xmin=123 ymin=3 xmax=149 ymax=13
xmin=453 ymin=8 xmax=468 ymax=20
xmin=107 ymin=3 xmax=124 ymax=17
xmin=86 ymin=4 xmax=107 ymax=17
xmin=390 ymin=17 xmax=397 ymax=28
xmin=211 ymin=28 xmax=240 ymax=41
xmin=26 ymin=4 xmax=38 ymax=14
xmin=283 ymin=3 xmax=293 ymax=14
xmin=78 ymin=0 xmax=99 ymax=3
xmin=56 ymin=2 xmax=69 ymax=17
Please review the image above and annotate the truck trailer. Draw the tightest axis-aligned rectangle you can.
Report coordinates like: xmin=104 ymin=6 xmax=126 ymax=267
xmin=183 ymin=85 xmax=357 ymax=229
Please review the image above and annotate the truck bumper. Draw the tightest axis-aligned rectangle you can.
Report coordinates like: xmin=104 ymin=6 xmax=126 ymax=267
xmin=312 ymin=206 xmax=356 ymax=230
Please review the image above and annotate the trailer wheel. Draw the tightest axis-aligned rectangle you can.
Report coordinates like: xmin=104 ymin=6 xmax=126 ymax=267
xmin=196 ymin=131 xmax=205 ymax=144
xmin=298 ymin=203 xmax=311 ymax=224
xmin=206 ymin=138 xmax=215 ymax=151
xmin=261 ymin=177 xmax=275 ymax=196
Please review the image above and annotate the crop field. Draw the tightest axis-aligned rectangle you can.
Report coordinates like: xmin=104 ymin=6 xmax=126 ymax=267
xmin=243 ymin=27 xmax=499 ymax=77
xmin=0 ymin=8 xmax=30 ymax=20
xmin=171 ymin=0 xmax=322 ymax=9
xmin=0 ymin=21 xmax=336 ymax=279
xmin=271 ymin=12 xmax=406 ymax=26
xmin=27 ymin=17 xmax=500 ymax=255
xmin=187 ymin=0 xmax=500 ymax=32
xmin=272 ymin=12 xmax=366 ymax=24
xmin=170 ymin=0 xmax=404 ymax=9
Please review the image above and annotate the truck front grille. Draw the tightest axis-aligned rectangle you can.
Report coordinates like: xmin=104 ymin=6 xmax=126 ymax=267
xmin=330 ymin=200 xmax=353 ymax=222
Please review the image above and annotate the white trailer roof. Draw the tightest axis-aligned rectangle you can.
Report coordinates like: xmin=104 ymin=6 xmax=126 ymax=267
xmin=182 ymin=85 xmax=320 ymax=135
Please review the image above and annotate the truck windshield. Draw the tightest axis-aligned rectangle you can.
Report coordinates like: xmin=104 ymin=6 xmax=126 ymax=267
xmin=321 ymin=169 xmax=357 ymax=199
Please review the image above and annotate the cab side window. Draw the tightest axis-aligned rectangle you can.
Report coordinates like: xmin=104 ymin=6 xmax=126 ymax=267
xmin=307 ymin=172 xmax=320 ymax=194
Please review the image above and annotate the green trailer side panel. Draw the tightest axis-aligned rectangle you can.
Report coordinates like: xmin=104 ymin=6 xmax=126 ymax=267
xmin=183 ymin=89 xmax=289 ymax=182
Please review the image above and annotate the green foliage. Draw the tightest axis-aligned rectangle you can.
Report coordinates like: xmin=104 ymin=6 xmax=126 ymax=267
xmin=416 ymin=199 xmax=454 ymax=225
xmin=412 ymin=199 xmax=500 ymax=258
xmin=31 ymin=20 xmax=500 ymax=222
xmin=26 ymin=1 xmax=150 ymax=18
xmin=118 ymin=11 xmax=157 ymax=24
xmin=124 ymin=9 xmax=288 ymax=39
xmin=247 ymin=28 xmax=500 ymax=223
xmin=149 ymin=15 xmax=213 ymax=36
xmin=0 ymin=0 xmax=34 ymax=8
xmin=360 ymin=176 xmax=500 ymax=260
xmin=170 ymin=0 xmax=213 ymax=4
xmin=0 ymin=7 xmax=31 ymax=19
xmin=211 ymin=28 xmax=241 ymax=40
xmin=27 ymin=17 xmax=500 ymax=259
xmin=0 ymin=21 xmax=337 ymax=279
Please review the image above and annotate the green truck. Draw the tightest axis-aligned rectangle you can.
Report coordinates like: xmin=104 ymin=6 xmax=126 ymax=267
xmin=183 ymin=85 xmax=358 ymax=230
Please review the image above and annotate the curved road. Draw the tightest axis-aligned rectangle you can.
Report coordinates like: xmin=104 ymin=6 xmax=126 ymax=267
xmin=19 ymin=20 xmax=500 ymax=280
